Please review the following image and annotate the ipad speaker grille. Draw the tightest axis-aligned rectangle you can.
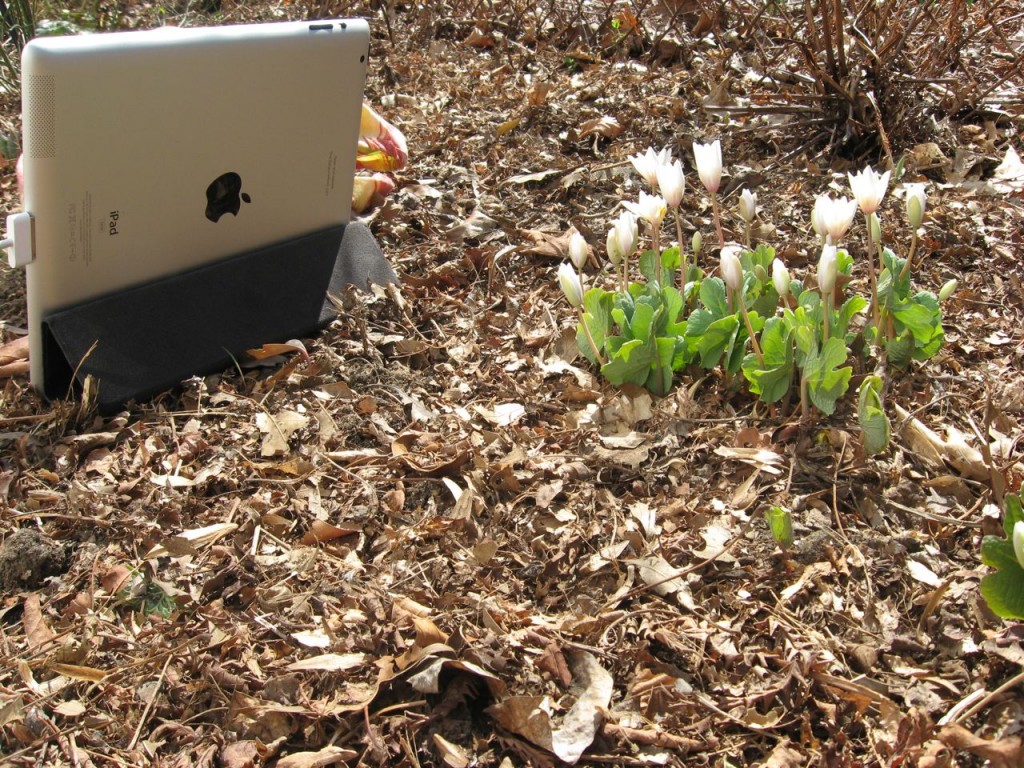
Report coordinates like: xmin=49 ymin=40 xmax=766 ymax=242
xmin=26 ymin=75 xmax=56 ymax=158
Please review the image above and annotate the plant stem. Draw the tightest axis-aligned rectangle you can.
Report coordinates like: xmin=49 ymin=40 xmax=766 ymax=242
xmin=652 ymin=222 xmax=662 ymax=285
xmin=676 ymin=212 xmax=687 ymax=296
xmin=865 ymin=213 xmax=881 ymax=338
xmin=800 ymin=374 xmax=809 ymax=421
xmin=823 ymin=293 xmax=831 ymax=341
xmin=898 ymin=230 xmax=918 ymax=282
xmin=743 ymin=221 xmax=751 ymax=249
xmin=876 ymin=237 xmax=891 ymax=343
xmin=578 ymin=308 xmax=606 ymax=365
xmin=737 ymin=293 xmax=765 ymax=367
xmin=711 ymin=192 xmax=725 ymax=248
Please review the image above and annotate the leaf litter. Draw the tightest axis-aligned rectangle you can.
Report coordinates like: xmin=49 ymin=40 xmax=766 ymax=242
xmin=0 ymin=1 xmax=1023 ymax=766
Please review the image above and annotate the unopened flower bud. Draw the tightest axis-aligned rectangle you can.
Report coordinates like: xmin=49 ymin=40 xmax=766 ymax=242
xmin=568 ymin=231 xmax=588 ymax=270
xmin=938 ymin=278 xmax=958 ymax=302
xmin=691 ymin=231 xmax=703 ymax=259
xmin=558 ymin=262 xmax=584 ymax=308
xmin=818 ymin=244 xmax=838 ymax=296
xmin=772 ymin=258 xmax=790 ymax=299
xmin=869 ymin=212 xmax=881 ymax=243
xmin=905 ymin=183 xmax=926 ymax=230
xmin=738 ymin=189 xmax=757 ymax=223
xmin=720 ymin=247 xmax=743 ymax=292
xmin=754 ymin=264 xmax=766 ymax=283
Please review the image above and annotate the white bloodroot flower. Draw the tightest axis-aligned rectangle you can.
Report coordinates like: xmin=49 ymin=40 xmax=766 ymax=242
xmin=623 ymin=191 xmax=668 ymax=230
xmin=558 ymin=262 xmax=584 ymax=308
xmin=606 ymin=210 xmax=639 ymax=267
xmin=818 ymin=244 xmax=838 ymax=296
xmin=772 ymin=258 xmax=790 ymax=299
xmin=738 ymin=189 xmax=757 ymax=223
xmin=693 ymin=139 xmax=723 ymax=194
xmin=568 ymin=230 xmax=588 ymax=270
xmin=905 ymin=183 xmax=927 ymax=230
xmin=812 ymin=194 xmax=857 ymax=244
xmin=848 ymin=166 xmax=891 ymax=215
xmin=629 ymin=147 xmax=671 ymax=189
xmin=656 ymin=160 xmax=686 ymax=209
xmin=720 ymin=246 xmax=743 ymax=292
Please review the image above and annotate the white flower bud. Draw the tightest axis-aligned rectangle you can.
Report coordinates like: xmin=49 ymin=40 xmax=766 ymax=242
xmin=905 ymin=183 xmax=926 ymax=230
xmin=720 ymin=246 xmax=743 ymax=292
xmin=568 ymin=231 xmax=588 ymax=270
xmin=818 ymin=244 xmax=838 ymax=296
xmin=869 ymin=212 xmax=881 ymax=243
xmin=738 ymin=189 xmax=757 ymax=223
xmin=772 ymin=258 xmax=790 ymax=299
xmin=558 ymin=262 xmax=584 ymax=308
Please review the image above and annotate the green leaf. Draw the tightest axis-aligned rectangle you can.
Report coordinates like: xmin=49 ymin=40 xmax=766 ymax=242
xmin=885 ymin=330 xmax=915 ymax=369
xmin=1003 ymin=494 xmax=1024 ymax=537
xmin=858 ymin=375 xmax=890 ymax=456
xmin=685 ymin=308 xmax=715 ymax=338
xmin=660 ymin=245 xmax=681 ymax=272
xmin=837 ymin=295 xmax=868 ymax=340
xmin=891 ymin=300 xmax=937 ymax=342
xmin=699 ymin=277 xmax=730 ymax=317
xmin=627 ymin=300 xmax=659 ymax=343
xmin=982 ymin=535 xmax=1020 ymax=571
xmin=836 ymin=248 xmax=854 ymax=277
xmin=645 ymin=336 xmax=677 ymax=395
xmin=638 ymin=249 xmax=661 ymax=283
xmin=577 ymin=287 xmax=614 ymax=363
xmin=981 ymin=565 xmax=1024 ymax=620
xmin=695 ymin=314 xmax=740 ymax=369
xmin=765 ymin=506 xmax=794 ymax=550
xmin=601 ymin=338 xmax=656 ymax=387
xmin=804 ymin=337 xmax=852 ymax=415
xmin=742 ymin=317 xmax=794 ymax=402
xmin=660 ymin=286 xmax=687 ymax=337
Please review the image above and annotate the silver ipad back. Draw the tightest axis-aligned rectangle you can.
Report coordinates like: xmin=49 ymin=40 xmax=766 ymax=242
xmin=21 ymin=19 xmax=369 ymax=390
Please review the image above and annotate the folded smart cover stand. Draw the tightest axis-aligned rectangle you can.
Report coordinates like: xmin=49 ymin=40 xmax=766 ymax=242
xmin=38 ymin=222 xmax=398 ymax=412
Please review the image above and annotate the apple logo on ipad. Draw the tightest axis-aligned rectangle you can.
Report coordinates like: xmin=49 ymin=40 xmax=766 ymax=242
xmin=205 ymin=172 xmax=252 ymax=222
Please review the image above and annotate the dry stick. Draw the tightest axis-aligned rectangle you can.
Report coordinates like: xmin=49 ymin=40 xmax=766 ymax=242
xmin=127 ymin=652 xmax=173 ymax=751
xmin=803 ymin=0 xmax=823 ymax=65
xmin=833 ymin=0 xmax=847 ymax=75
xmin=948 ymin=667 xmax=1024 ymax=726
xmin=598 ymin=513 xmax=756 ymax=613
xmin=818 ymin=0 xmax=837 ymax=81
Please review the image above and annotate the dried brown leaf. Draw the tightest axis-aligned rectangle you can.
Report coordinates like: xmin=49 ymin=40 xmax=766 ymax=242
xmin=23 ymin=594 xmax=54 ymax=649
xmin=277 ymin=746 xmax=359 ymax=768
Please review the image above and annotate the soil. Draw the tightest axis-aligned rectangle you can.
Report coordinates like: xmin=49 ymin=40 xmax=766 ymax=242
xmin=0 ymin=528 xmax=70 ymax=591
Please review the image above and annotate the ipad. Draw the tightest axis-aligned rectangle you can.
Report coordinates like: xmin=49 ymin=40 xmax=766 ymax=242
xmin=20 ymin=18 xmax=370 ymax=391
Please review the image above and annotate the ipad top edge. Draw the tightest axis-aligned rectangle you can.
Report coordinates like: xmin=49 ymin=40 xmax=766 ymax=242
xmin=22 ymin=18 xmax=369 ymax=66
